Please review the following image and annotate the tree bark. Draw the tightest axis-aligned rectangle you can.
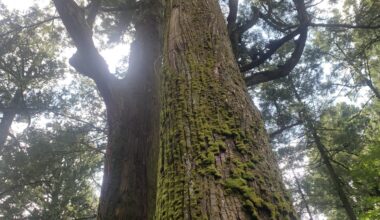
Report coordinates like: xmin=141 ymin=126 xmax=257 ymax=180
xmin=155 ymin=1 xmax=297 ymax=219
xmin=54 ymin=0 xmax=297 ymax=219
xmin=97 ymin=9 xmax=161 ymax=220
xmin=52 ymin=0 xmax=162 ymax=219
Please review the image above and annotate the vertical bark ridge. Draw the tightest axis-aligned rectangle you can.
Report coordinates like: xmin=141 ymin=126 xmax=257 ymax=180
xmin=156 ymin=0 xmax=297 ymax=219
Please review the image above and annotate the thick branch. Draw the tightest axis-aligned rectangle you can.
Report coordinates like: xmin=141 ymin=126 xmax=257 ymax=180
xmin=53 ymin=0 xmax=117 ymax=106
xmin=243 ymin=0 xmax=309 ymax=86
xmin=240 ymin=25 xmax=304 ymax=72
xmin=245 ymin=25 xmax=308 ymax=86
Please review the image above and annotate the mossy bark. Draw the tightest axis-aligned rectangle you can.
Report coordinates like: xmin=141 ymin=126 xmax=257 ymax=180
xmin=155 ymin=0 xmax=297 ymax=219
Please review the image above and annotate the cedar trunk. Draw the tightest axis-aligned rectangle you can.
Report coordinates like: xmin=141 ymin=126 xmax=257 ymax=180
xmin=154 ymin=0 xmax=297 ymax=219
xmin=54 ymin=0 xmax=297 ymax=218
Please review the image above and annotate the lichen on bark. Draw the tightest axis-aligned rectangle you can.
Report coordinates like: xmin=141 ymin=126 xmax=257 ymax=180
xmin=155 ymin=0 xmax=297 ymax=219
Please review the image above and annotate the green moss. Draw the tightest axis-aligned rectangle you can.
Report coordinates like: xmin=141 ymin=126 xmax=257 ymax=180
xmin=247 ymin=161 xmax=255 ymax=169
xmin=202 ymin=165 xmax=222 ymax=178
xmin=235 ymin=140 xmax=249 ymax=153
xmin=224 ymin=176 xmax=281 ymax=219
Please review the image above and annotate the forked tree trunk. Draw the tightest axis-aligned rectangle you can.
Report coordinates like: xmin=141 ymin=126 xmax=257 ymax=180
xmin=97 ymin=7 xmax=161 ymax=220
xmin=155 ymin=1 xmax=297 ymax=219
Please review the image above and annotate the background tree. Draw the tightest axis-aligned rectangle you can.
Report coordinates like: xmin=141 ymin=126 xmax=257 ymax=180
xmin=0 ymin=124 xmax=103 ymax=219
xmin=0 ymin=3 xmax=64 ymax=149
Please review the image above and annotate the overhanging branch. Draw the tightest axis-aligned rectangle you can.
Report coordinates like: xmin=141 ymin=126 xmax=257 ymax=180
xmin=243 ymin=0 xmax=309 ymax=86
xmin=240 ymin=25 xmax=304 ymax=72
xmin=244 ymin=25 xmax=308 ymax=86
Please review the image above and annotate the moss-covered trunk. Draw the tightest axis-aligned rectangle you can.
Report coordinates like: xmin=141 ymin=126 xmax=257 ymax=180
xmin=155 ymin=0 xmax=297 ymax=219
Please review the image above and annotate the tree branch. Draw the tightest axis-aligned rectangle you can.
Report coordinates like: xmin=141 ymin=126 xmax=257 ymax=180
xmin=244 ymin=0 xmax=309 ymax=86
xmin=87 ymin=0 xmax=101 ymax=28
xmin=245 ymin=25 xmax=308 ymax=86
xmin=240 ymin=25 xmax=304 ymax=72
xmin=310 ymin=22 xmax=380 ymax=29
xmin=0 ymin=16 xmax=59 ymax=38
xmin=269 ymin=121 xmax=303 ymax=139
xmin=53 ymin=0 xmax=118 ymax=106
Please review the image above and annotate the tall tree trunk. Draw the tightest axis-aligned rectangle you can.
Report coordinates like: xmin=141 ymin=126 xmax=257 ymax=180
xmin=310 ymin=127 xmax=357 ymax=220
xmin=52 ymin=1 xmax=162 ymax=218
xmin=155 ymin=1 xmax=297 ymax=219
xmin=291 ymin=169 xmax=313 ymax=220
xmin=97 ymin=11 xmax=161 ymax=220
xmin=52 ymin=0 xmax=163 ymax=218
xmin=289 ymin=78 xmax=357 ymax=220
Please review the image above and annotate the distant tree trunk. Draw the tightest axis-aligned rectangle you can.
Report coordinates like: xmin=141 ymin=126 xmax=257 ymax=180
xmin=155 ymin=1 xmax=297 ymax=219
xmin=289 ymin=78 xmax=357 ymax=220
xmin=292 ymin=169 xmax=313 ymax=220
xmin=309 ymin=127 xmax=357 ymax=220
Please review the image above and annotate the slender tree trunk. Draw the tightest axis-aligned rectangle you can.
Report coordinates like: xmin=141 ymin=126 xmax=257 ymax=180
xmin=310 ymin=127 xmax=357 ymax=220
xmin=155 ymin=1 xmax=297 ymax=219
xmin=364 ymin=78 xmax=380 ymax=100
xmin=289 ymin=78 xmax=357 ymax=220
xmin=291 ymin=169 xmax=313 ymax=220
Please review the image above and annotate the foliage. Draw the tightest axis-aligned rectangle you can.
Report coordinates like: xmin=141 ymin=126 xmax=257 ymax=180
xmin=0 ymin=125 xmax=103 ymax=219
